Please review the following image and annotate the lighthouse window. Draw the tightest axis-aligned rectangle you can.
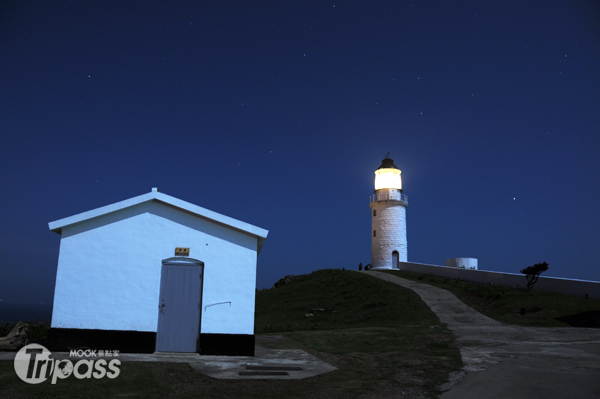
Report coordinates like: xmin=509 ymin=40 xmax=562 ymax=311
xmin=373 ymin=230 xmax=376 ymax=237
xmin=373 ymin=210 xmax=376 ymax=217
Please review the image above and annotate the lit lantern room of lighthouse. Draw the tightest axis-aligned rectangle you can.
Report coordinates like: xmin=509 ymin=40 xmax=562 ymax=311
xmin=369 ymin=154 xmax=408 ymax=269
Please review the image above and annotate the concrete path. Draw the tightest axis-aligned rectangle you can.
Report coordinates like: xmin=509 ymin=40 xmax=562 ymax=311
xmin=362 ymin=271 xmax=600 ymax=399
xmin=0 ymin=335 xmax=337 ymax=380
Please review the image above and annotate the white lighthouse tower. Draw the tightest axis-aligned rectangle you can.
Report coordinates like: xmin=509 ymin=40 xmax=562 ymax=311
xmin=369 ymin=154 xmax=408 ymax=269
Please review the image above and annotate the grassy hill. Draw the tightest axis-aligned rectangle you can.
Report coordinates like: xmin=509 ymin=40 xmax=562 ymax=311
xmin=4 ymin=268 xmax=598 ymax=398
xmin=256 ymin=268 xmax=441 ymax=333
xmin=379 ymin=270 xmax=600 ymax=328
xmin=254 ymin=269 xmax=462 ymax=396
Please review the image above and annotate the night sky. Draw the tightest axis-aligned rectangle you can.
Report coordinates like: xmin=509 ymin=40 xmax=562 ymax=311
xmin=1 ymin=1 xmax=599 ymax=307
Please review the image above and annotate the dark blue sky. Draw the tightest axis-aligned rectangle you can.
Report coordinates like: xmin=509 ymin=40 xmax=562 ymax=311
xmin=1 ymin=1 xmax=599 ymax=306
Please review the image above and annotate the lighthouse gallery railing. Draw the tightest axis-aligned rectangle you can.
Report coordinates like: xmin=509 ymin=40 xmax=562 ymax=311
xmin=370 ymin=192 xmax=408 ymax=203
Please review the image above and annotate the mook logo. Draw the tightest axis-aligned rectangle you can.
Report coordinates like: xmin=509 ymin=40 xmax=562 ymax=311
xmin=14 ymin=344 xmax=121 ymax=384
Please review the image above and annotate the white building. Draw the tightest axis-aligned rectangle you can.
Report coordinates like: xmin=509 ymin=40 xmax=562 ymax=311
xmin=445 ymin=258 xmax=478 ymax=270
xmin=48 ymin=188 xmax=268 ymax=355
xmin=369 ymin=155 xmax=408 ymax=269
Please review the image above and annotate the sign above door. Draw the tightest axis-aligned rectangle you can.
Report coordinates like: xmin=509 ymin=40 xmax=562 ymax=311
xmin=175 ymin=247 xmax=190 ymax=256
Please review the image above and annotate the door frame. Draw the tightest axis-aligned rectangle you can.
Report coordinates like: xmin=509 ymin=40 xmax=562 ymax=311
xmin=156 ymin=257 xmax=204 ymax=352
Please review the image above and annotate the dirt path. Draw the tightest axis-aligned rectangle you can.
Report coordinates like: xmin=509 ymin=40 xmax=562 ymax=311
xmin=361 ymin=271 xmax=600 ymax=399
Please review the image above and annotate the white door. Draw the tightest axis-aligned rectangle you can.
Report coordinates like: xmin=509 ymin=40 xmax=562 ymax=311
xmin=156 ymin=260 xmax=203 ymax=352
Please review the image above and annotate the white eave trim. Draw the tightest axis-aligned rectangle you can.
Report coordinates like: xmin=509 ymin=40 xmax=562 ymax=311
xmin=48 ymin=191 xmax=268 ymax=252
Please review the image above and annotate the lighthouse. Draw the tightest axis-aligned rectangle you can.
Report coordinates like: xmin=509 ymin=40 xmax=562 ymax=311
xmin=369 ymin=154 xmax=408 ymax=269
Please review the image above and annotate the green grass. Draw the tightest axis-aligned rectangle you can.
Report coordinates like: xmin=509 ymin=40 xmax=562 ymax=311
xmin=255 ymin=268 xmax=441 ymax=332
xmin=254 ymin=269 xmax=462 ymax=396
xmin=0 ymin=269 xmax=462 ymax=398
xmin=0 ymin=361 xmax=171 ymax=399
xmin=379 ymin=270 xmax=600 ymax=327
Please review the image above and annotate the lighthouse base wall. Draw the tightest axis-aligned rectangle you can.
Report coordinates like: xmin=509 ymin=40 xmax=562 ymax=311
xmin=370 ymin=201 xmax=407 ymax=269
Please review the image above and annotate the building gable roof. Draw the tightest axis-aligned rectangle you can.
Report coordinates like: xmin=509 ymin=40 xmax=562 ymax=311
xmin=49 ymin=189 xmax=268 ymax=253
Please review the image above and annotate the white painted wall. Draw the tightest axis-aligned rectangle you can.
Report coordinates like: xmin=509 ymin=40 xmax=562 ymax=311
xmin=52 ymin=200 xmax=258 ymax=335
xmin=399 ymin=261 xmax=600 ymax=300
xmin=369 ymin=190 xmax=407 ymax=269
xmin=445 ymin=258 xmax=478 ymax=270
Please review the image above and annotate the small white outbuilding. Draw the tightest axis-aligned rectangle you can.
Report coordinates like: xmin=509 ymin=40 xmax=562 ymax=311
xmin=445 ymin=258 xmax=478 ymax=270
xmin=48 ymin=188 xmax=268 ymax=355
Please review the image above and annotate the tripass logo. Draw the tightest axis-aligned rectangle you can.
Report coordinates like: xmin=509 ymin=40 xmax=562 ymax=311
xmin=14 ymin=344 xmax=121 ymax=384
